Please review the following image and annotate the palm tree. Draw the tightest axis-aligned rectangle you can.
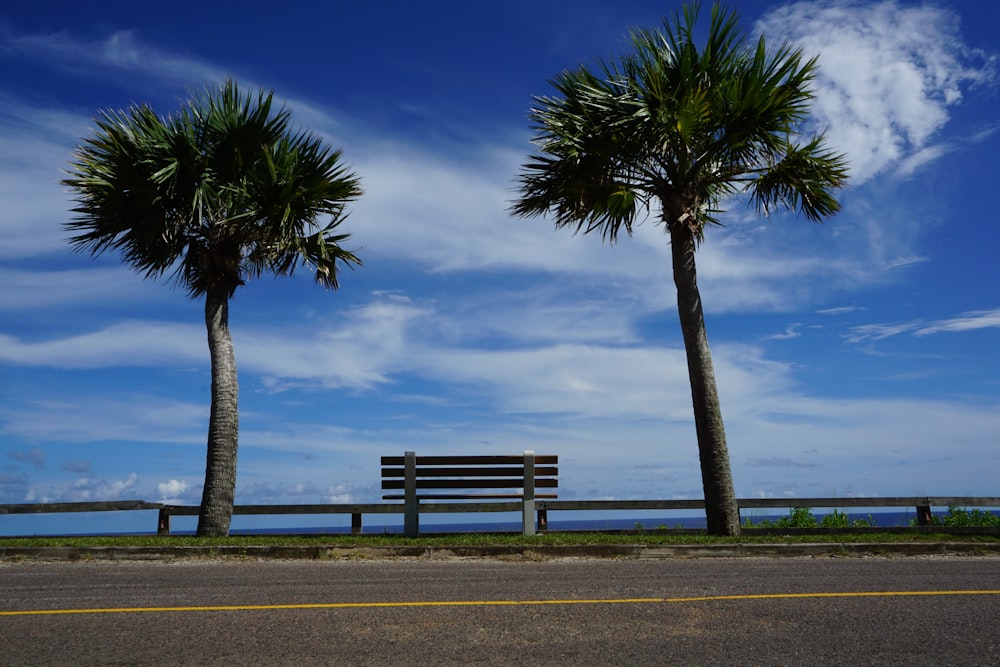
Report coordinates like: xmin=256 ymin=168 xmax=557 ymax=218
xmin=511 ymin=2 xmax=847 ymax=535
xmin=63 ymin=80 xmax=362 ymax=536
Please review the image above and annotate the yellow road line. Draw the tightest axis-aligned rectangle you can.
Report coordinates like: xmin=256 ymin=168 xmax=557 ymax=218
xmin=3 ymin=590 xmax=999 ymax=617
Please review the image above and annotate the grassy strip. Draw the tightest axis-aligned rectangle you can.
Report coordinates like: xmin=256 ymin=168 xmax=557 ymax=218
xmin=2 ymin=530 xmax=998 ymax=549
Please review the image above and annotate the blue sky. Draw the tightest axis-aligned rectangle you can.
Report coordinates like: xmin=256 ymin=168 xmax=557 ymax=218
xmin=2 ymin=1 xmax=998 ymax=533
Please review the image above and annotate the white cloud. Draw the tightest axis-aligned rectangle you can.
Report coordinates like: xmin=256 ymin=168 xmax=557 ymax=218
xmin=154 ymin=479 xmax=199 ymax=504
xmin=65 ymin=473 xmax=139 ymax=501
xmin=157 ymin=479 xmax=188 ymax=497
xmin=240 ymin=295 xmax=432 ymax=391
xmin=422 ymin=343 xmax=694 ymax=420
xmin=758 ymin=0 xmax=996 ymax=183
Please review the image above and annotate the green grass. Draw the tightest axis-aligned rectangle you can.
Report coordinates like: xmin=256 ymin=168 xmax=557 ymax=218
xmin=1 ymin=529 xmax=998 ymax=550
xmin=745 ymin=506 xmax=1000 ymax=530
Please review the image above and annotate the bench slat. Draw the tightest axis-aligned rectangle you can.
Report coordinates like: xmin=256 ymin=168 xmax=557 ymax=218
xmin=381 ymin=466 xmax=558 ymax=478
xmin=381 ymin=455 xmax=557 ymax=466
xmin=383 ymin=493 xmax=559 ymax=500
xmin=383 ymin=478 xmax=558 ymax=490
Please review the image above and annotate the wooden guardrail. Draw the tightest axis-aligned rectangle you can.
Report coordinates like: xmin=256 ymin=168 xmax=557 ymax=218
xmin=535 ymin=497 xmax=1000 ymax=527
xmin=153 ymin=503 xmax=400 ymax=536
xmin=0 ymin=501 xmax=163 ymax=514
xmin=3 ymin=497 xmax=1000 ymax=536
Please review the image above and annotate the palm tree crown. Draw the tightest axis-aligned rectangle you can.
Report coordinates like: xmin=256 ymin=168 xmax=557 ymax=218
xmin=513 ymin=1 xmax=847 ymax=240
xmin=64 ymin=80 xmax=362 ymax=297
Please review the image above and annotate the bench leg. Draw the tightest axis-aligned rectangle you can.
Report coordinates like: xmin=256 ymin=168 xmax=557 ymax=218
xmin=404 ymin=504 xmax=419 ymax=538
xmin=352 ymin=512 xmax=362 ymax=535
xmin=522 ymin=499 xmax=536 ymax=536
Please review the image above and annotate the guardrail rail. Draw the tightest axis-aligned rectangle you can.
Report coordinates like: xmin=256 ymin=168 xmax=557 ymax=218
xmin=3 ymin=496 xmax=1000 ymax=536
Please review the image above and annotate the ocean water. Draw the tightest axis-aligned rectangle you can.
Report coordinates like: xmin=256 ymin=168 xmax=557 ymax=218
xmin=5 ymin=508 xmax=996 ymax=538
xmin=228 ymin=509 xmax=933 ymax=536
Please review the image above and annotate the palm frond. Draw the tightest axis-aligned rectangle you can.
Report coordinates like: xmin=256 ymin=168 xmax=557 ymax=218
xmin=748 ymin=135 xmax=849 ymax=221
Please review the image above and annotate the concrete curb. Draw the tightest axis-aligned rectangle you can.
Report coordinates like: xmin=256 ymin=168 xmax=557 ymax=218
xmin=2 ymin=542 xmax=999 ymax=562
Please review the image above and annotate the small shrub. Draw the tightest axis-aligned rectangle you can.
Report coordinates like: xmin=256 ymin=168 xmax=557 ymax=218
xmin=775 ymin=507 xmax=818 ymax=528
xmin=821 ymin=510 xmax=876 ymax=528
xmin=745 ymin=507 xmax=819 ymax=528
xmin=821 ymin=509 xmax=850 ymax=527
xmin=935 ymin=507 xmax=1000 ymax=527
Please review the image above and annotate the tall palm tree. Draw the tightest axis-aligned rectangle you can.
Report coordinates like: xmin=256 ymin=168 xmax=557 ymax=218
xmin=63 ymin=80 xmax=362 ymax=536
xmin=512 ymin=2 xmax=848 ymax=535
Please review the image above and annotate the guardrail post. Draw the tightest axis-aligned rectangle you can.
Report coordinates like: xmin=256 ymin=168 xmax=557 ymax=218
xmin=404 ymin=451 xmax=418 ymax=538
xmin=916 ymin=501 xmax=933 ymax=526
xmin=351 ymin=512 xmax=362 ymax=535
xmin=157 ymin=508 xmax=171 ymax=536
xmin=522 ymin=450 xmax=536 ymax=536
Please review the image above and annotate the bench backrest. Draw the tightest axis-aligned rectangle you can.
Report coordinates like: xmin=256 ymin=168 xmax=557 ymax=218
xmin=381 ymin=452 xmax=558 ymax=500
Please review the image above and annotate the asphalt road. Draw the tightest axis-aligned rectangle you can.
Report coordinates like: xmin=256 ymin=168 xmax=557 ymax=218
xmin=2 ymin=556 xmax=999 ymax=665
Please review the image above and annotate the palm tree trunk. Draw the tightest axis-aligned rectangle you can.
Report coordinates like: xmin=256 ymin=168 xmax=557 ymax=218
xmin=197 ymin=286 xmax=239 ymax=537
xmin=669 ymin=225 xmax=741 ymax=536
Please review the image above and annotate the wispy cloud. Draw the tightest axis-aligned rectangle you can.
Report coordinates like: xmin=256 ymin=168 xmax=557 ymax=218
xmin=817 ymin=306 xmax=863 ymax=316
xmin=915 ymin=308 xmax=1000 ymax=336
xmin=0 ymin=395 xmax=206 ymax=445
xmin=746 ymin=457 xmax=820 ymax=469
xmin=766 ymin=324 xmax=802 ymax=341
xmin=882 ymin=256 xmax=928 ymax=270
xmin=0 ymin=321 xmax=205 ymax=368
xmin=845 ymin=320 xmax=922 ymax=343
xmin=846 ymin=308 xmax=1000 ymax=343
xmin=1 ymin=27 xmax=224 ymax=87
xmin=0 ymin=110 xmax=79 ymax=260
xmin=0 ymin=267 xmax=175 ymax=309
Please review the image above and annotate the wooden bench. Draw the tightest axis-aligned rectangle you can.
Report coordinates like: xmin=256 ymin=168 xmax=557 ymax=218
xmin=381 ymin=451 xmax=558 ymax=537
